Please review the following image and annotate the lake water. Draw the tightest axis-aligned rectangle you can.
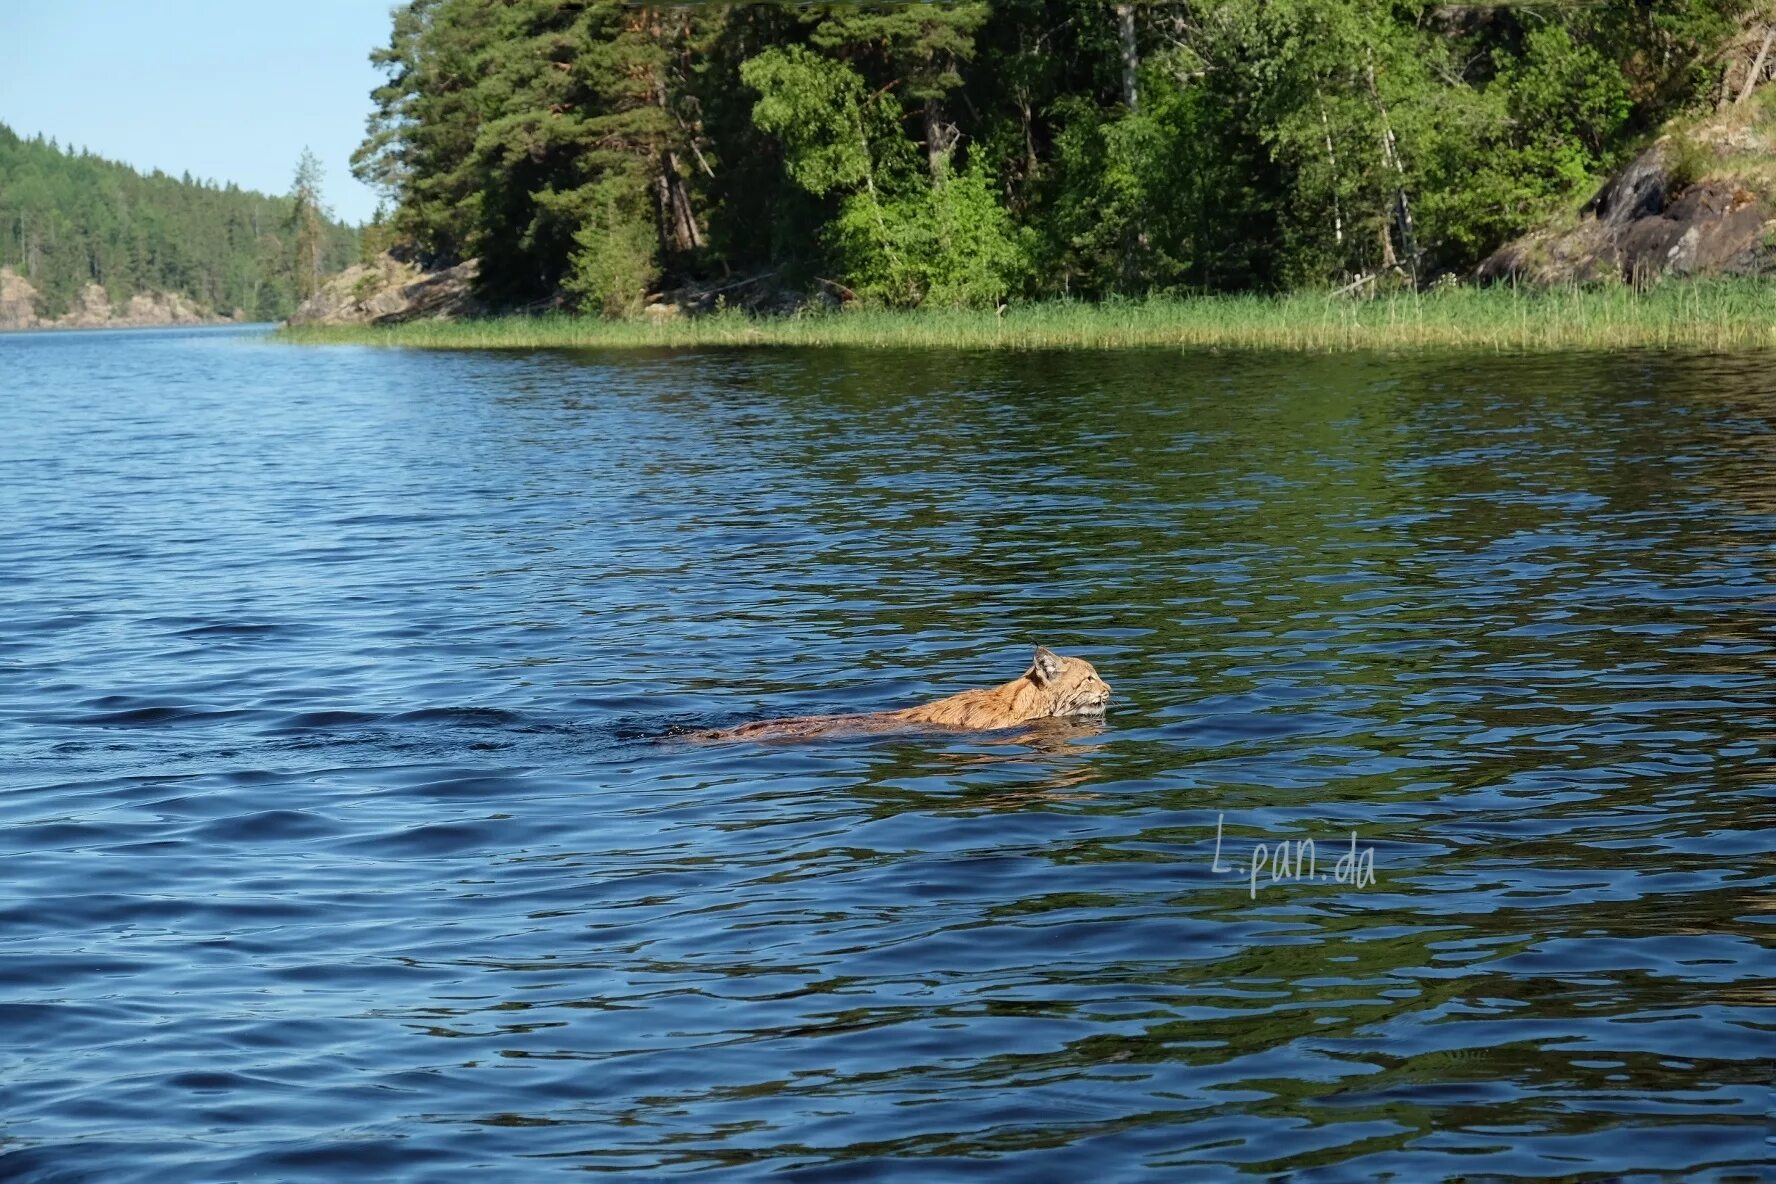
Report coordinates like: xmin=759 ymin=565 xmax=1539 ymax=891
xmin=3 ymin=325 xmax=1771 ymax=1181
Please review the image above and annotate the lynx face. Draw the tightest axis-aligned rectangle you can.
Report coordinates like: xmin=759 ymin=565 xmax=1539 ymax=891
xmin=1026 ymin=646 xmax=1113 ymax=718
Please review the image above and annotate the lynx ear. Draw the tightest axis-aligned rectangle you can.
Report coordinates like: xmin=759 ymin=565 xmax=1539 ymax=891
xmin=1029 ymin=646 xmax=1064 ymax=685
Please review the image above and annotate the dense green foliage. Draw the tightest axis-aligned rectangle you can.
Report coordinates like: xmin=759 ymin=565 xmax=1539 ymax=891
xmin=0 ymin=124 xmax=358 ymax=320
xmin=355 ymin=0 xmax=1759 ymax=314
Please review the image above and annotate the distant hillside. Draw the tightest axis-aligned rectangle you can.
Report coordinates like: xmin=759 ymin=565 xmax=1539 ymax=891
xmin=0 ymin=123 xmax=357 ymax=323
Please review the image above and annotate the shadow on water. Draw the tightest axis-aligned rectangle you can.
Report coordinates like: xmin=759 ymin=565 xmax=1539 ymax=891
xmin=1 ymin=328 xmax=1770 ymax=1181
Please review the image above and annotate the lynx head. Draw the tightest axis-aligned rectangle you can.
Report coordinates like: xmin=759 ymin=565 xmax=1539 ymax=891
xmin=1026 ymin=646 xmax=1112 ymax=718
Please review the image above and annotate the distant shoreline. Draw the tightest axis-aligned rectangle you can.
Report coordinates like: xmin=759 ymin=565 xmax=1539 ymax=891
xmin=280 ymin=281 xmax=1776 ymax=353
xmin=0 ymin=316 xmax=238 ymax=335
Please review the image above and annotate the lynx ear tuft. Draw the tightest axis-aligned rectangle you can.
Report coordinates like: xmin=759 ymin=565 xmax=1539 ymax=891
xmin=1030 ymin=646 xmax=1064 ymax=685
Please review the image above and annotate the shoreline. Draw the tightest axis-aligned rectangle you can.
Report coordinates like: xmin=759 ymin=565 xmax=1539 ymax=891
xmin=0 ymin=317 xmax=237 ymax=335
xmin=278 ymin=281 xmax=1776 ymax=353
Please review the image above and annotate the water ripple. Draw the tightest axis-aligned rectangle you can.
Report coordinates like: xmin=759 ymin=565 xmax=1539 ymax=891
xmin=0 ymin=331 xmax=1770 ymax=1181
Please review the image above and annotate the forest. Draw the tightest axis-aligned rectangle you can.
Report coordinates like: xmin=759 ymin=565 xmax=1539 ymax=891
xmin=352 ymin=0 xmax=1772 ymax=315
xmin=0 ymin=125 xmax=358 ymax=321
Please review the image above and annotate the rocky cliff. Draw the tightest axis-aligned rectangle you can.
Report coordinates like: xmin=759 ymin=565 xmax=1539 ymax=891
xmin=1480 ymin=99 xmax=1776 ymax=286
xmin=0 ymin=267 xmax=226 ymax=330
xmin=285 ymin=250 xmax=480 ymax=326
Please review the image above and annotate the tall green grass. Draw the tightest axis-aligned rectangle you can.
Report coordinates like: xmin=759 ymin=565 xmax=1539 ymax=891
xmin=280 ymin=281 xmax=1776 ymax=353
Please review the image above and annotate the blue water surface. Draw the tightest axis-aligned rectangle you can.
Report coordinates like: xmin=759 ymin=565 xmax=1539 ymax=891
xmin=2 ymin=325 xmax=1771 ymax=1181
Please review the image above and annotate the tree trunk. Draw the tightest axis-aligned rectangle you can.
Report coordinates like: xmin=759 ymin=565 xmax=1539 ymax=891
xmin=924 ymin=101 xmax=949 ymax=180
xmin=1316 ymin=93 xmax=1344 ymax=249
xmin=1016 ymin=29 xmax=1039 ymax=179
xmin=1737 ymin=26 xmax=1774 ymax=104
xmin=1365 ymin=52 xmax=1415 ymax=280
xmin=661 ymin=152 xmax=704 ymax=252
xmin=852 ymin=108 xmax=900 ymax=272
xmin=1021 ymin=94 xmax=1038 ymax=177
xmin=1116 ymin=4 xmax=1139 ymax=111
xmin=648 ymin=47 xmax=705 ymax=256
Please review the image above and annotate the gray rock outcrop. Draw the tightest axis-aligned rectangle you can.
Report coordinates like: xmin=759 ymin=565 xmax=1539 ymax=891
xmin=0 ymin=268 xmax=224 ymax=330
xmin=1479 ymin=111 xmax=1776 ymax=286
xmin=286 ymin=251 xmax=481 ymax=326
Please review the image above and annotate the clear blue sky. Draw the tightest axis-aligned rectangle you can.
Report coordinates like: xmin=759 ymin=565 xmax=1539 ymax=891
xmin=0 ymin=1 xmax=394 ymax=225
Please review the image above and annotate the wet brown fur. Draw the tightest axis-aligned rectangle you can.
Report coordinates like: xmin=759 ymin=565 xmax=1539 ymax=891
xmin=686 ymin=647 xmax=1111 ymax=744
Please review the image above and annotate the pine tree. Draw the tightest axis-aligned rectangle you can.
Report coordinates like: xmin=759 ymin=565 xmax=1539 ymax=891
xmin=808 ymin=4 xmax=989 ymax=180
xmin=289 ymin=148 xmax=330 ymax=301
xmin=349 ymin=0 xmax=1761 ymax=306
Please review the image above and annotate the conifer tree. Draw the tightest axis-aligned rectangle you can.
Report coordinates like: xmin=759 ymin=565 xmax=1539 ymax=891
xmin=289 ymin=148 xmax=330 ymax=301
xmin=351 ymin=0 xmax=1763 ymax=309
xmin=806 ymin=4 xmax=990 ymax=180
